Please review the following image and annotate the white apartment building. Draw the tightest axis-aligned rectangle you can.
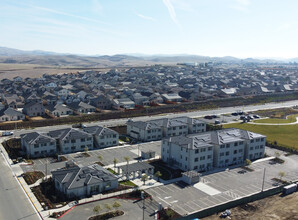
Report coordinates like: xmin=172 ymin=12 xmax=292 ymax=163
xmin=162 ymin=128 xmax=266 ymax=171
xmin=127 ymin=116 xmax=206 ymax=142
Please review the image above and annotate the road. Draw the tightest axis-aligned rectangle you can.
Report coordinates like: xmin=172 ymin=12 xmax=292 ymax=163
xmin=0 ymin=153 xmax=40 ymax=220
xmin=7 ymin=99 xmax=298 ymax=137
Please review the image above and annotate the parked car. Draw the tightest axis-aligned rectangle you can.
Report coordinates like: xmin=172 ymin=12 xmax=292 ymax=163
xmin=72 ymin=123 xmax=87 ymax=128
xmin=211 ymin=115 xmax=218 ymax=118
xmin=253 ymin=114 xmax=260 ymax=118
xmin=231 ymin=112 xmax=238 ymax=116
xmin=214 ymin=120 xmax=221 ymax=124
xmin=204 ymin=115 xmax=213 ymax=119
xmin=1 ymin=131 xmax=14 ymax=136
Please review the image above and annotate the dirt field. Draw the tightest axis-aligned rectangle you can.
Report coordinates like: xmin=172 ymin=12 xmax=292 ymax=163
xmin=202 ymin=192 xmax=298 ymax=220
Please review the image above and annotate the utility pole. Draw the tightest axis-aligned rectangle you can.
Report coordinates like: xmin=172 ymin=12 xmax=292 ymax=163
xmin=261 ymin=168 xmax=266 ymax=192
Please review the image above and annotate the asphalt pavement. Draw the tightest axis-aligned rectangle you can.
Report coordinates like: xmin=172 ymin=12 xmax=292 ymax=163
xmin=0 ymin=154 xmax=40 ymax=220
xmin=8 ymin=99 xmax=298 ymax=137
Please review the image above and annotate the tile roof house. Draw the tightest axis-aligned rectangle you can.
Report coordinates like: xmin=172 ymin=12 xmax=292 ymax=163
xmin=52 ymin=164 xmax=118 ymax=199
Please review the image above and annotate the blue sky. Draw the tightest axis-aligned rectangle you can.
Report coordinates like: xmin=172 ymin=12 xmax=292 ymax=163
xmin=0 ymin=0 xmax=298 ymax=58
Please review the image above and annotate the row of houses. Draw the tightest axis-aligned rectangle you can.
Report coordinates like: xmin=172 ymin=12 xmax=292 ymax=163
xmin=21 ymin=126 xmax=119 ymax=158
xmin=161 ymin=128 xmax=266 ymax=172
xmin=127 ymin=116 xmax=206 ymax=142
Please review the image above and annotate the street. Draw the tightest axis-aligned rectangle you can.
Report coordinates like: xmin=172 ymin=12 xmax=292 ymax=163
xmin=8 ymin=99 xmax=298 ymax=137
xmin=0 ymin=154 xmax=40 ymax=220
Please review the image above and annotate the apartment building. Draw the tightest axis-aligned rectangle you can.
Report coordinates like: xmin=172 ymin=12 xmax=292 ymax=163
xmin=21 ymin=132 xmax=57 ymax=158
xmin=48 ymin=128 xmax=93 ymax=154
xmin=127 ymin=116 xmax=206 ymax=142
xmin=83 ymin=125 xmax=119 ymax=148
xmin=161 ymin=128 xmax=266 ymax=171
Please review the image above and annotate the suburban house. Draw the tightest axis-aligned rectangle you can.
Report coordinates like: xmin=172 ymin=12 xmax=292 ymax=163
xmin=0 ymin=107 xmax=25 ymax=122
xmin=48 ymin=128 xmax=93 ymax=154
xmin=68 ymin=101 xmax=96 ymax=114
xmin=112 ymin=98 xmax=135 ymax=109
xmin=46 ymin=104 xmax=73 ymax=117
xmin=23 ymin=101 xmax=45 ymax=117
xmin=20 ymin=132 xmax=57 ymax=158
xmin=89 ymin=95 xmax=112 ymax=110
xmin=127 ymin=116 xmax=206 ymax=142
xmin=161 ymin=128 xmax=266 ymax=172
xmin=83 ymin=126 xmax=119 ymax=148
xmin=161 ymin=93 xmax=183 ymax=102
xmin=52 ymin=164 xmax=118 ymax=199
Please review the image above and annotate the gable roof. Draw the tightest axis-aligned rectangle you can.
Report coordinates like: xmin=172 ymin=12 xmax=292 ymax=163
xmin=83 ymin=126 xmax=118 ymax=136
xmin=20 ymin=132 xmax=56 ymax=145
xmin=0 ymin=107 xmax=24 ymax=117
xmin=52 ymin=164 xmax=117 ymax=190
xmin=48 ymin=128 xmax=92 ymax=141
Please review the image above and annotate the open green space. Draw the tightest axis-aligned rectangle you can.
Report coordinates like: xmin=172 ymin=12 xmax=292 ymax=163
xmin=254 ymin=114 xmax=298 ymax=124
xmin=223 ymin=123 xmax=298 ymax=150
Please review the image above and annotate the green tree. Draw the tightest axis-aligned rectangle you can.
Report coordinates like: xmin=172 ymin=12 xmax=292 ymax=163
xmin=245 ymin=159 xmax=252 ymax=167
xmin=154 ymin=171 xmax=162 ymax=182
xmin=98 ymin=155 xmax=103 ymax=161
xmin=112 ymin=201 xmax=121 ymax=210
xmin=84 ymin=147 xmax=89 ymax=153
xmin=104 ymin=203 xmax=112 ymax=211
xmin=93 ymin=205 xmax=101 ymax=215
xmin=141 ymin=174 xmax=148 ymax=185
xmin=113 ymin=158 xmax=118 ymax=168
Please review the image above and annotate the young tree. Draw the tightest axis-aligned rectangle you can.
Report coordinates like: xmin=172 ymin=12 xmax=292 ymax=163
xmin=278 ymin=171 xmax=285 ymax=181
xmin=113 ymin=158 xmax=118 ymax=168
xmin=124 ymin=156 xmax=130 ymax=179
xmin=105 ymin=203 xmax=112 ymax=211
xmin=84 ymin=147 xmax=89 ymax=153
xmin=98 ymin=155 xmax=103 ymax=161
xmin=112 ymin=201 xmax=121 ymax=210
xmin=275 ymin=151 xmax=281 ymax=159
xmin=154 ymin=171 xmax=162 ymax=182
xmin=245 ymin=159 xmax=252 ymax=167
xmin=141 ymin=174 xmax=148 ymax=185
xmin=93 ymin=205 xmax=101 ymax=215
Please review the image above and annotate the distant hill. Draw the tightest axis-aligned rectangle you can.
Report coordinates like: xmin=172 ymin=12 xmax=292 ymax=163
xmin=0 ymin=46 xmax=286 ymax=67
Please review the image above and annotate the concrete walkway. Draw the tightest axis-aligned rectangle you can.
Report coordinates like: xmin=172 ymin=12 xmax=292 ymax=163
xmin=248 ymin=116 xmax=298 ymax=126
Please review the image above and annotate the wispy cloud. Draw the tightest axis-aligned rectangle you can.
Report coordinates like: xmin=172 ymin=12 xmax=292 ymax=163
xmin=30 ymin=5 xmax=108 ymax=25
xmin=162 ymin=0 xmax=179 ymax=26
xmin=136 ymin=13 xmax=156 ymax=22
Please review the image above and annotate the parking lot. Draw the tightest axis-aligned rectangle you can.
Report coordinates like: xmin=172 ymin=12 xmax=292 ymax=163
xmin=146 ymin=149 xmax=298 ymax=216
xmin=20 ymin=141 xmax=161 ymax=174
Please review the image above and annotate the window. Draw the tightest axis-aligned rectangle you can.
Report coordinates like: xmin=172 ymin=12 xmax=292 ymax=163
xmin=148 ymin=130 xmax=151 ymax=134
xmin=220 ymin=145 xmax=225 ymax=149
xmin=71 ymin=146 xmax=76 ymax=150
xmin=113 ymin=135 xmax=116 ymax=138
xmin=34 ymin=144 xmax=39 ymax=148
xmin=185 ymin=157 xmax=188 ymax=161
xmin=250 ymin=139 xmax=254 ymax=143
xmin=207 ymin=155 xmax=212 ymax=159
xmin=256 ymin=138 xmax=260 ymax=142
xmin=194 ymin=166 xmax=198 ymax=170
xmin=195 ymin=149 xmax=199 ymax=154
xmin=87 ymin=138 xmax=92 ymax=141
xmin=226 ymin=144 xmax=230 ymax=148
xmin=260 ymin=145 xmax=264 ymax=149
xmin=234 ymin=142 xmax=238 ymax=147
xmin=100 ymin=136 xmax=104 ymax=139
xmin=208 ymin=147 xmax=212 ymax=151
xmin=81 ymin=145 xmax=85 ymax=149
xmin=113 ymin=141 xmax=116 ymax=144
xmin=195 ymin=157 xmax=198 ymax=162
xmin=220 ymin=152 xmax=224 ymax=156
xmin=81 ymin=138 xmax=85 ymax=142
xmin=250 ymin=147 xmax=253 ymax=150
xmin=261 ymin=138 xmax=264 ymax=142
xmin=201 ymin=148 xmax=206 ymax=152
xmin=239 ymin=141 xmax=243 ymax=145
xmin=239 ymin=149 xmax=243 ymax=153
xmin=64 ymin=140 xmax=69 ymax=144
xmin=234 ymin=150 xmax=237 ymax=154
xmin=200 ymin=156 xmax=205 ymax=160
xmin=71 ymin=139 xmax=76 ymax=143
xmin=225 ymin=159 xmax=229 ymax=163
xmin=226 ymin=152 xmax=230 ymax=156
xmin=233 ymin=157 xmax=237 ymax=161
xmin=173 ymin=127 xmax=176 ymax=130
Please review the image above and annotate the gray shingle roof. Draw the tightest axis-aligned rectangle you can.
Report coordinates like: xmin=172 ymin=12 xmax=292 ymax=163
xmin=48 ymin=128 xmax=92 ymax=141
xmin=52 ymin=164 xmax=117 ymax=190
xmin=0 ymin=107 xmax=24 ymax=117
xmin=20 ymin=132 xmax=56 ymax=145
xmin=83 ymin=126 xmax=117 ymax=136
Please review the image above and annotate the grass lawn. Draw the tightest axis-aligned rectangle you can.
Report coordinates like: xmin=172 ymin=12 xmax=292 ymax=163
xmin=223 ymin=123 xmax=298 ymax=150
xmin=119 ymin=180 xmax=137 ymax=187
xmin=254 ymin=114 xmax=298 ymax=124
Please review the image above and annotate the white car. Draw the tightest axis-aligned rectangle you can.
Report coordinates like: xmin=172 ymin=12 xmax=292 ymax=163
xmin=1 ymin=131 xmax=14 ymax=136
